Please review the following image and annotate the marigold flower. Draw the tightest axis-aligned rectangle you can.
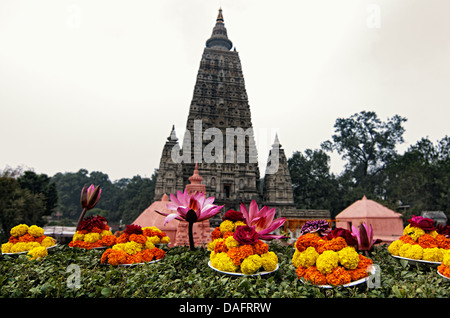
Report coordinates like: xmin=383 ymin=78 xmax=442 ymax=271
xmin=436 ymin=234 xmax=450 ymax=249
xmin=442 ymin=249 xmax=450 ymax=267
xmin=10 ymin=224 xmax=29 ymax=237
xmin=211 ymin=227 xmax=222 ymax=240
xmin=388 ymin=239 xmax=404 ymax=256
xmin=422 ymin=247 xmax=443 ymax=262
xmin=403 ymin=225 xmax=425 ymax=241
xmin=418 ymin=234 xmax=438 ymax=249
xmin=1 ymin=242 xmax=14 ymax=253
xmin=399 ymin=243 xmax=423 ymax=260
xmin=18 ymin=234 xmax=35 ymax=243
xmin=27 ymin=246 xmax=48 ymax=261
xmin=438 ymin=264 xmax=450 ymax=278
xmin=260 ymin=251 xmax=278 ymax=272
xmin=316 ymin=250 xmax=339 ymax=274
xmin=338 ymin=246 xmax=360 ymax=270
xmin=214 ymin=239 xmax=228 ymax=254
xmin=295 ymin=233 xmax=321 ymax=252
xmin=326 ymin=267 xmax=352 ymax=286
xmin=240 ymin=254 xmax=262 ymax=275
xmin=292 ymin=247 xmax=319 ymax=268
xmin=211 ymin=252 xmax=239 ymax=272
xmin=220 ymin=220 xmax=235 ymax=234
xmin=83 ymin=233 xmax=100 ymax=243
xmin=40 ymin=236 xmax=55 ymax=248
xmin=28 ymin=225 xmax=44 ymax=238
xmin=129 ymin=234 xmax=147 ymax=245
xmin=252 ymin=240 xmax=269 ymax=255
xmin=225 ymin=236 xmax=240 ymax=249
xmin=303 ymin=266 xmax=327 ymax=285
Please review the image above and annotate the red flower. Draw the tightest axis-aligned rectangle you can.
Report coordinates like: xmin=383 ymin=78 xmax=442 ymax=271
xmin=222 ymin=210 xmax=246 ymax=222
xmin=78 ymin=215 xmax=107 ymax=232
xmin=408 ymin=215 xmax=436 ymax=231
xmin=233 ymin=225 xmax=259 ymax=245
xmin=124 ymin=224 xmax=143 ymax=235
xmin=326 ymin=228 xmax=358 ymax=247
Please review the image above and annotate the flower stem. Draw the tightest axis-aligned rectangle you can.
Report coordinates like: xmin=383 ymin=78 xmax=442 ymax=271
xmin=188 ymin=221 xmax=196 ymax=251
xmin=76 ymin=208 xmax=88 ymax=230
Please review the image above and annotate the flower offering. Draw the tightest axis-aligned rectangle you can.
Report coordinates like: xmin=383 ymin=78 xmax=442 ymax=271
xmin=100 ymin=224 xmax=168 ymax=266
xmin=208 ymin=209 xmax=280 ymax=275
xmin=388 ymin=215 xmax=450 ymax=263
xmin=1 ymin=224 xmax=56 ymax=260
xmin=69 ymin=215 xmax=117 ymax=249
xmin=292 ymin=220 xmax=373 ymax=286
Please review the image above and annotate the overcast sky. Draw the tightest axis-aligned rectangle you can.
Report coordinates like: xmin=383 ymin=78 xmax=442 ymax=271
xmin=1 ymin=0 xmax=449 ymax=181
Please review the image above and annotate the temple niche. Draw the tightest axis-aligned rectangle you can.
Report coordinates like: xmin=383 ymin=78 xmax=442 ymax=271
xmin=150 ymin=9 xmax=330 ymax=237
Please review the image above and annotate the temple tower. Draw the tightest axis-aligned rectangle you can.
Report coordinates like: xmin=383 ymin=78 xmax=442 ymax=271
xmin=156 ymin=9 xmax=261 ymax=218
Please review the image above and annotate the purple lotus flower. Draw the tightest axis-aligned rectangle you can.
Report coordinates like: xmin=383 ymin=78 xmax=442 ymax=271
xmin=240 ymin=200 xmax=286 ymax=240
xmin=299 ymin=220 xmax=331 ymax=237
xmin=351 ymin=222 xmax=381 ymax=255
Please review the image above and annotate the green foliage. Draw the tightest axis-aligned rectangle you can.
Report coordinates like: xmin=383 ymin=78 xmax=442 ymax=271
xmin=0 ymin=244 xmax=448 ymax=298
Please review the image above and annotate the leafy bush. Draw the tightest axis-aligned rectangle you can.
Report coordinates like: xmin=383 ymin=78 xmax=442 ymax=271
xmin=0 ymin=243 xmax=449 ymax=298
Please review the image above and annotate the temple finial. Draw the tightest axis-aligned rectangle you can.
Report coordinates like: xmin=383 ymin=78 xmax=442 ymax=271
xmin=217 ymin=7 xmax=224 ymax=23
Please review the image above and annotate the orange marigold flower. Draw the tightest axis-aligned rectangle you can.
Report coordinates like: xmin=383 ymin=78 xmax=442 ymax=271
xmin=356 ymin=254 xmax=373 ymax=270
xmin=35 ymin=235 xmax=47 ymax=244
xmin=91 ymin=227 xmax=102 ymax=234
xmin=117 ymin=233 xmax=129 ymax=244
xmin=18 ymin=234 xmax=35 ymax=243
xmin=223 ymin=231 xmax=234 ymax=239
xmin=107 ymin=250 xmax=128 ymax=265
xmin=129 ymin=234 xmax=146 ymax=245
xmin=99 ymin=235 xmax=117 ymax=246
xmin=295 ymin=233 xmax=321 ymax=252
xmin=347 ymin=268 xmax=369 ymax=281
xmin=141 ymin=249 xmax=155 ymax=262
xmin=399 ymin=235 xmax=417 ymax=245
xmin=252 ymin=240 xmax=269 ymax=255
xmin=303 ymin=266 xmax=327 ymax=285
xmin=436 ymin=234 xmax=450 ymax=250
xmin=101 ymin=249 xmax=114 ymax=263
xmin=438 ymin=264 xmax=450 ymax=279
xmin=214 ymin=240 xmax=228 ymax=254
xmin=295 ymin=266 xmax=307 ymax=280
xmin=8 ymin=236 xmax=19 ymax=244
xmin=211 ymin=227 xmax=222 ymax=240
xmin=150 ymin=247 xmax=165 ymax=260
xmin=326 ymin=267 xmax=352 ymax=286
xmin=418 ymin=234 xmax=438 ymax=249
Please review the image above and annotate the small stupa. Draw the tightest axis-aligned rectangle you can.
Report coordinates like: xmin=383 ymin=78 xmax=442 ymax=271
xmin=132 ymin=163 xmax=212 ymax=247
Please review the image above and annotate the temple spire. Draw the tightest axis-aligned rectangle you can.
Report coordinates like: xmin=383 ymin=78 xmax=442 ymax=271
xmin=206 ymin=8 xmax=233 ymax=51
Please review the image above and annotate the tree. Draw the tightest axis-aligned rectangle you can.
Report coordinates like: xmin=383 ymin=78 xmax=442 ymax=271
xmin=0 ymin=169 xmax=47 ymax=242
xmin=288 ymin=149 xmax=341 ymax=217
xmin=17 ymin=170 xmax=58 ymax=217
xmin=321 ymin=111 xmax=407 ymax=193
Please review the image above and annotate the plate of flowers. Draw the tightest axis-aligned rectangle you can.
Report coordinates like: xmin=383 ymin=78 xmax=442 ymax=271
xmin=208 ymin=261 xmax=278 ymax=277
xmin=1 ymin=224 xmax=57 ymax=257
xmin=300 ymin=265 xmax=376 ymax=289
xmin=390 ymin=254 xmax=440 ymax=267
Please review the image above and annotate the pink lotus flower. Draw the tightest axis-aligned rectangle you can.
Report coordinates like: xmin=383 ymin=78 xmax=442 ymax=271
xmin=240 ymin=200 xmax=286 ymax=240
xmin=351 ymin=222 xmax=381 ymax=255
xmin=156 ymin=190 xmax=224 ymax=250
xmin=77 ymin=184 xmax=102 ymax=230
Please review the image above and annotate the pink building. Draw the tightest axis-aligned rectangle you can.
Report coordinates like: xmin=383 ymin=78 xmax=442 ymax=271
xmin=335 ymin=195 xmax=404 ymax=244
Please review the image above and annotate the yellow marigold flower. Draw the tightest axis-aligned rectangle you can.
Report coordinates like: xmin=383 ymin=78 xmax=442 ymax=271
xmin=240 ymin=254 xmax=262 ymax=275
xmin=25 ymin=242 xmax=40 ymax=250
xmin=11 ymin=242 xmax=29 ymax=253
xmin=10 ymin=224 xmax=29 ymax=237
xmin=145 ymin=238 xmax=155 ymax=250
xmin=160 ymin=236 xmax=170 ymax=244
xmin=316 ymin=250 xmax=339 ymax=274
xmin=292 ymin=246 xmax=318 ymax=268
xmin=219 ymin=220 xmax=234 ymax=234
xmin=399 ymin=243 xmax=423 ymax=260
xmin=233 ymin=221 xmax=246 ymax=231
xmin=260 ymin=251 xmax=278 ymax=272
xmin=100 ymin=230 xmax=113 ymax=238
xmin=41 ymin=236 xmax=56 ymax=248
xmin=72 ymin=232 xmax=85 ymax=242
xmin=212 ymin=252 xmax=239 ymax=272
xmin=123 ymin=241 xmax=142 ymax=255
xmin=27 ymin=246 xmax=48 ymax=260
xmin=28 ymin=225 xmax=44 ymax=237
xmin=83 ymin=233 xmax=100 ymax=243
xmin=388 ymin=240 xmax=404 ymax=256
xmin=422 ymin=247 xmax=443 ymax=262
xmin=428 ymin=230 xmax=439 ymax=238
xmin=1 ymin=242 xmax=14 ymax=253
xmin=210 ymin=251 xmax=217 ymax=261
xmin=207 ymin=238 xmax=220 ymax=251
xmin=403 ymin=225 xmax=425 ymax=241
xmin=225 ymin=236 xmax=240 ymax=249
xmin=338 ymin=246 xmax=359 ymax=269
xmin=147 ymin=236 xmax=160 ymax=245
xmin=442 ymin=249 xmax=450 ymax=267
